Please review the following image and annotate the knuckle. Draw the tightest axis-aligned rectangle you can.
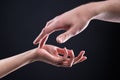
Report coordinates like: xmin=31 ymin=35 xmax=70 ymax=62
xmin=42 ymin=27 xmax=49 ymax=34
xmin=46 ymin=21 xmax=50 ymax=25
xmin=55 ymin=20 xmax=62 ymax=24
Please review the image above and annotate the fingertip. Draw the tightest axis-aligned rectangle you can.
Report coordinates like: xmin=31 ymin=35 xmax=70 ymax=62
xmin=63 ymin=47 xmax=68 ymax=55
xmin=83 ymin=56 xmax=87 ymax=60
xmin=70 ymin=49 xmax=75 ymax=58
xmin=70 ymin=49 xmax=74 ymax=53
xmin=33 ymin=36 xmax=41 ymax=45
xmin=33 ymin=40 xmax=38 ymax=45
xmin=79 ymin=50 xmax=85 ymax=56
xmin=56 ymin=33 xmax=68 ymax=43
xmin=81 ymin=50 xmax=85 ymax=53
xmin=56 ymin=48 xmax=64 ymax=53
xmin=56 ymin=36 xmax=63 ymax=43
xmin=64 ymin=47 xmax=66 ymax=49
xmin=75 ymin=50 xmax=85 ymax=61
xmin=80 ymin=56 xmax=87 ymax=62
xmin=33 ymin=28 xmax=46 ymax=45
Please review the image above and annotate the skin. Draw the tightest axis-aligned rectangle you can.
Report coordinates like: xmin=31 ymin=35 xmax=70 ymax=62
xmin=0 ymin=35 xmax=87 ymax=79
xmin=2 ymin=0 xmax=120 ymax=78
xmin=33 ymin=0 xmax=120 ymax=44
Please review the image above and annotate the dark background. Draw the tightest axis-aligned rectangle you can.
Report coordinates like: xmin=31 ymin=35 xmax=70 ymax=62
xmin=0 ymin=0 xmax=119 ymax=80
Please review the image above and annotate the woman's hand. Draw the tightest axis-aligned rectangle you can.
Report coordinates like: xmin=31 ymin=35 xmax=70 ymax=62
xmin=33 ymin=35 xmax=87 ymax=67
xmin=33 ymin=45 xmax=87 ymax=67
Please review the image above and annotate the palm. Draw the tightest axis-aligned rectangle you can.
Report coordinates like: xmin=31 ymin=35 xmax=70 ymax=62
xmin=36 ymin=44 xmax=87 ymax=67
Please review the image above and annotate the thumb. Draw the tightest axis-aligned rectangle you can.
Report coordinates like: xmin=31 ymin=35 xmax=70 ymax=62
xmin=38 ymin=35 xmax=49 ymax=48
xmin=56 ymin=25 xmax=79 ymax=43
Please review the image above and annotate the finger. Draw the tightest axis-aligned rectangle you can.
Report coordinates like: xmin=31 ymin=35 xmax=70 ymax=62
xmin=66 ymin=49 xmax=74 ymax=58
xmin=74 ymin=50 xmax=85 ymax=62
xmin=67 ymin=50 xmax=75 ymax=67
xmin=73 ymin=50 xmax=85 ymax=64
xmin=45 ymin=19 xmax=54 ymax=27
xmin=78 ymin=56 xmax=87 ymax=62
xmin=33 ymin=21 xmax=64 ymax=45
xmin=38 ymin=35 xmax=49 ymax=48
xmin=63 ymin=47 xmax=68 ymax=58
xmin=68 ymin=50 xmax=75 ymax=58
xmin=74 ymin=56 xmax=87 ymax=65
xmin=55 ymin=48 xmax=72 ymax=67
xmin=56 ymin=25 xmax=81 ymax=43
xmin=57 ymin=48 xmax=64 ymax=53
xmin=56 ymin=48 xmax=69 ymax=67
xmin=57 ymin=48 xmax=67 ymax=56
xmin=33 ymin=28 xmax=46 ymax=45
xmin=56 ymin=49 xmax=75 ymax=67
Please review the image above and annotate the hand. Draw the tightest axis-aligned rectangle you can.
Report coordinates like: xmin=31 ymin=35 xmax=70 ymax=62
xmin=33 ymin=4 xmax=94 ymax=44
xmin=33 ymin=35 xmax=87 ymax=67
xmin=33 ymin=45 xmax=87 ymax=67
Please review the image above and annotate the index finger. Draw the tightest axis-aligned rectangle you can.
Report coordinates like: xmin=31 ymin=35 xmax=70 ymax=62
xmin=67 ymin=49 xmax=75 ymax=67
xmin=33 ymin=22 xmax=59 ymax=45
xmin=38 ymin=35 xmax=49 ymax=48
xmin=73 ymin=50 xmax=86 ymax=65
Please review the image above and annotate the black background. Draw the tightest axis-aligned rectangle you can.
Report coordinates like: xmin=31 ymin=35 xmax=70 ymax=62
xmin=0 ymin=0 xmax=119 ymax=80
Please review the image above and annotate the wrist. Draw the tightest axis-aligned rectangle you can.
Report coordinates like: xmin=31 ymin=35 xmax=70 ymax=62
xmin=74 ymin=1 xmax=109 ymax=20
xmin=26 ymin=48 xmax=39 ymax=63
xmin=29 ymin=48 xmax=47 ymax=63
xmin=92 ymin=0 xmax=120 ymax=22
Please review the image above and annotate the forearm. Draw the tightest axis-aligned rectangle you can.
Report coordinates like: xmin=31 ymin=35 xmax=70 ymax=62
xmin=75 ymin=0 xmax=120 ymax=23
xmin=0 ymin=49 xmax=36 ymax=78
xmin=94 ymin=0 xmax=120 ymax=23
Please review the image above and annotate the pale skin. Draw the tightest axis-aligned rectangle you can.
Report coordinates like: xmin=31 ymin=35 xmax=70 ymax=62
xmin=33 ymin=0 xmax=120 ymax=44
xmin=1 ymin=0 xmax=119 ymax=78
xmin=0 ymin=35 xmax=87 ymax=78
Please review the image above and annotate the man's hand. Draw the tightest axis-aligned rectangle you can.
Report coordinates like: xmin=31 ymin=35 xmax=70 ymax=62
xmin=33 ymin=4 xmax=92 ymax=44
xmin=33 ymin=0 xmax=120 ymax=44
